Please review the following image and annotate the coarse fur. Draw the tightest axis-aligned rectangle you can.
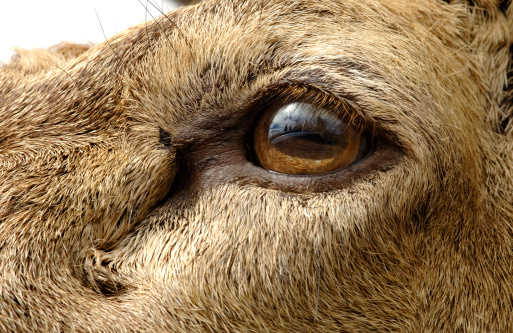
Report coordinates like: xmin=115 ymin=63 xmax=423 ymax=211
xmin=1 ymin=0 xmax=513 ymax=331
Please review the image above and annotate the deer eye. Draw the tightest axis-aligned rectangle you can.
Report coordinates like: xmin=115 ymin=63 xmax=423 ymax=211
xmin=252 ymin=101 xmax=372 ymax=175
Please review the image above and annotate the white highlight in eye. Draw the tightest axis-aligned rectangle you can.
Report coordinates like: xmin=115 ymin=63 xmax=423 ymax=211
xmin=269 ymin=102 xmax=343 ymax=141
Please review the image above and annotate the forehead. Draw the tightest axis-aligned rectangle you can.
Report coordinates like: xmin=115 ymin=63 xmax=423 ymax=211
xmin=153 ymin=0 xmax=458 ymax=76
xmin=122 ymin=0 xmax=478 ymax=138
xmin=162 ymin=0 xmax=461 ymax=60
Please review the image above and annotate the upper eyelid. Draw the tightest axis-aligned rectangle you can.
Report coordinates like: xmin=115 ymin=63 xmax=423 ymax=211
xmin=243 ymin=72 xmax=374 ymax=129
xmin=246 ymin=58 xmax=376 ymax=106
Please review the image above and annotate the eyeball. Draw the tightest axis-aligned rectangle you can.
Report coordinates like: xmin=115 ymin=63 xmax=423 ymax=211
xmin=253 ymin=101 xmax=372 ymax=175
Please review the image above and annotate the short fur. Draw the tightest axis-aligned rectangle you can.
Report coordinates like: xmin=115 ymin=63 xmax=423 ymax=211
xmin=1 ymin=0 xmax=512 ymax=331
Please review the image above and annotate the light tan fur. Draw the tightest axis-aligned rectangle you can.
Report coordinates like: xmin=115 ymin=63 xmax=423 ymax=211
xmin=1 ymin=0 xmax=512 ymax=331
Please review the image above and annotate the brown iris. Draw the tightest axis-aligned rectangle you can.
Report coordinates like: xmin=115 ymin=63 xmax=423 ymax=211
xmin=253 ymin=101 xmax=371 ymax=175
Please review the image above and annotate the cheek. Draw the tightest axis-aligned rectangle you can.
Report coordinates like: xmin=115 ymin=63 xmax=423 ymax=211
xmin=115 ymin=166 xmax=429 ymax=320
xmin=127 ymin=162 xmax=428 ymax=281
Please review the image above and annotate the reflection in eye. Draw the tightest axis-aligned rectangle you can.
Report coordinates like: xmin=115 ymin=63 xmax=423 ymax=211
xmin=253 ymin=101 xmax=372 ymax=175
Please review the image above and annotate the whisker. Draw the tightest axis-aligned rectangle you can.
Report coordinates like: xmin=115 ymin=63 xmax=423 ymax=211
xmin=141 ymin=1 xmax=154 ymax=53
xmin=137 ymin=0 xmax=175 ymax=51
xmin=94 ymin=9 xmax=125 ymax=73
xmin=146 ymin=0 xmax=192 ymax=50
xmin=55 ymin=65 xmax=78 ymax=87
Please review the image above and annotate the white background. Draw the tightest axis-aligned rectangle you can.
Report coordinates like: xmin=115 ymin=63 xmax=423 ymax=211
xmin=0 ymin=0 xmax=183 ymax=63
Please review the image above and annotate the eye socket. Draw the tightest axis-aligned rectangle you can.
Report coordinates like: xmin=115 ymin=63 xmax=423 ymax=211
xmin=252 ymin=100 xmax=372 ymax=175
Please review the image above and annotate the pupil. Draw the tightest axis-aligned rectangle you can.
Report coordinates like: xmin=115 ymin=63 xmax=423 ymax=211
xmin=264 ymin=103 xmax=351 ymax=160
xmin=270 ymin=131 xmax=340 ymax=146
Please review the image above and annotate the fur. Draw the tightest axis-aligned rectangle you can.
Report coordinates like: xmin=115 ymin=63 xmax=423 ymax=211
xmin=1 ymin=0 xmax=512 ymax=331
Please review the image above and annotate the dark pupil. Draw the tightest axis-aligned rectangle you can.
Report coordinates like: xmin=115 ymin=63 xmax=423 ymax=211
xmin=270 ymin=132 xmax=339 ymax=145
xmin=267 ymin=103 xmax=348 ymax=159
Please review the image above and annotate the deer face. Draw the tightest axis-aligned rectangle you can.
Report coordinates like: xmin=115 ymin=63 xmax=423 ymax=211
xmin=1 ymin=0 xmax=512 ymax=332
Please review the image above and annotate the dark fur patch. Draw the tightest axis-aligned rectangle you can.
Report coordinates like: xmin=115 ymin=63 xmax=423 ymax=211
xmin=441 ymin=0 xmax=509 ymax=14
xmin=159 ymin=127 xmax=173 ymax=147
xmin=499 ymin=0 xmax=511 ymax=13
xmin=83 ymin=253 xmax=130 ymax=297
xmin=497 ymin=44 xmax=513 ymax=134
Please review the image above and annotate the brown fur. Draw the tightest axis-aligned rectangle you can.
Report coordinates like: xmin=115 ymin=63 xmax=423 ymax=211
xmin=1 ymin=0 xmax=513 ymax=331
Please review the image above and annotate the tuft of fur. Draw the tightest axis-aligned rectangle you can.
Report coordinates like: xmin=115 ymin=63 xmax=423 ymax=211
xmin=0 ymin=0 xmax=512 ymax=332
